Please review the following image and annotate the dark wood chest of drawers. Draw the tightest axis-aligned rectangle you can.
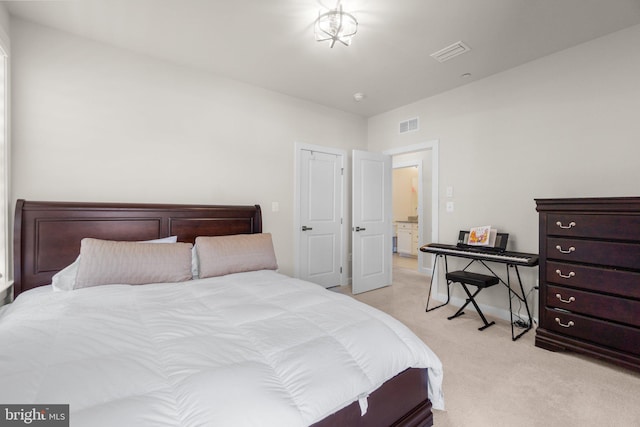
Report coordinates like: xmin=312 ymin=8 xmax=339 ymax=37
xmin=535 ymin=197 xmax=640 ymax=372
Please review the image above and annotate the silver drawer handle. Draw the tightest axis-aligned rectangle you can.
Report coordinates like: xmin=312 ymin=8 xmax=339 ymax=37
xmin=556 ymin=221 xmax=576 ymax=229
xmin=555 ymin=245 xmax=575 ymax=254
xmin=555 ymin=318 xmax=575 ymax=328
xmin=555 ymin=293 xmax=576 ymax=304
xmin=555 ymin=269 xmax=575 ymax=279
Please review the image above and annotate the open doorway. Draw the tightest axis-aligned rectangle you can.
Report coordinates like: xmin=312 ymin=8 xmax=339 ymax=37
xmin=385 ymin=141 xmax=439 ymax=278
xmin=392 ymin=163 xmax=421 ymax=272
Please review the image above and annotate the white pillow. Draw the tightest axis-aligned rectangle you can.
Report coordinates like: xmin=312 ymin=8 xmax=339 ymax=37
xmin=191 ymin=245 xmax=200 ymax=279
xmin=51 ymin=236 xmax=178 ymax=291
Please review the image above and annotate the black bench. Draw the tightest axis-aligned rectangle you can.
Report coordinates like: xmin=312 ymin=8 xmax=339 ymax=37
xmin=445 ymin=270 xmax=499 ymax=331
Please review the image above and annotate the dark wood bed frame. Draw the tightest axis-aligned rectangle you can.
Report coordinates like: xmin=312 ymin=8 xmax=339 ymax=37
xmin=13 ymin=199 xmax=434 ymax=427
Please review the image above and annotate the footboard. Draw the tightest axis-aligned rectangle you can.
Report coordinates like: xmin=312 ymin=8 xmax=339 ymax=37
xmin=311 ymin=368 xmax=432 ymax=427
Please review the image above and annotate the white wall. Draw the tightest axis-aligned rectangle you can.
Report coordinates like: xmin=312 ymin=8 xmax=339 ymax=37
xmin=368 ymin=24 xmax=640 ymax=318
xmin=10 ymin=18 xmax=367 ymax=276
xmin=0 ymin=4 xmax=8 ymax=39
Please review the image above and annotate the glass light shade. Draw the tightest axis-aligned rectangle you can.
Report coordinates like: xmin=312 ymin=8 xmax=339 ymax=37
xmin=314 ymin=4 xmax=358 ymax=48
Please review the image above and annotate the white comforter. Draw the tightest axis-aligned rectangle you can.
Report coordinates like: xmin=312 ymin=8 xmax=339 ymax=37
xmin=0 ymin=271 xmax=443 ymax=426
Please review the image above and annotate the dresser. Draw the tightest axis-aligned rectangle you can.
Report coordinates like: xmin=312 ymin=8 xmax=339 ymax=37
xmin=535 ymin=197 xmax=640 ymax=372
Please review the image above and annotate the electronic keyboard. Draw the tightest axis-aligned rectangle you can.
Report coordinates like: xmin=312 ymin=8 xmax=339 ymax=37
xmin=420 ymin=243 xmax=539 ymax=267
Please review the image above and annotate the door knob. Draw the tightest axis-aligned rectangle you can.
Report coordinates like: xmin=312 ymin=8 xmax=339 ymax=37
xmin=355 ymin=227 xmax=366 ymax=232
xmin=302 ymin=226 xmax=313 ymax=231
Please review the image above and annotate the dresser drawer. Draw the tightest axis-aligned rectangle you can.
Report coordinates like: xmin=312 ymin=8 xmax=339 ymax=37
xmin=397 ymin=222 xmax=416 ymax=231
xmin=546 ymin=261 xmax=640 ymax=299
xmin=543 ymin=308 xmax=640 ymax=355
xmin=547 ymin=213 xmax=640 ymax=240
xmin=546 ymin=285 xmax=640 ymax=327
xmin=547 ymin=237 xmax=640 ymax=270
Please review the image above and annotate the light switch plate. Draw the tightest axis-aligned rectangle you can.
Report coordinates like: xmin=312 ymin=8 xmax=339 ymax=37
xmin=446 ymin=201 xmax=454 ymax=213
xmin=446 ymin=186 xmax=454 ymax=198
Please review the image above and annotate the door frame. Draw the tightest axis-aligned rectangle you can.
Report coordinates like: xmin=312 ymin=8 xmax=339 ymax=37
xmin=294 ymin=142 xmax=347 ymax=286
xmin=384 ymin=140 xmax=439 ymax=279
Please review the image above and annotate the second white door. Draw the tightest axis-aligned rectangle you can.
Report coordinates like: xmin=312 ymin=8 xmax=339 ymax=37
xmin=352 ymin=150 xmax=392 ymax=294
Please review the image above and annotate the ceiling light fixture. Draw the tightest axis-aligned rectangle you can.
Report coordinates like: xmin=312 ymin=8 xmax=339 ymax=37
xmin=314 ymin=1 xmax=358 ymax=48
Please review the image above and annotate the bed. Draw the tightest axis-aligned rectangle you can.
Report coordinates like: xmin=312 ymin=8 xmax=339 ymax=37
xmin=2 ymin=199 xmax=443 ymax=426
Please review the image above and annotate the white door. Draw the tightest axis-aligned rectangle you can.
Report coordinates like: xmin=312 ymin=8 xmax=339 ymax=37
xmin=352 ymin=150 xmax=392 ymax=294
xmin=299 ymin=149 xmax=343 ymax=288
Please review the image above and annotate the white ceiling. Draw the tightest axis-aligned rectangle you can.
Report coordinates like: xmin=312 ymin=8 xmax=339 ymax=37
xmin=5 ymin=0 xmax=640 ymax=117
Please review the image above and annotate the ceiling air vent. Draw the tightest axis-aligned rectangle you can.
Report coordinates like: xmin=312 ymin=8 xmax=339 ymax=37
xmin=430 ymin=41 xmax=471 ymax=63
xmin=399 ymin=118 xmax=419 ymax=134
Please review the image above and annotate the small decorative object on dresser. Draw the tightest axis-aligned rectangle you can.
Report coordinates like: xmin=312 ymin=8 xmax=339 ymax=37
xmin=535 ymin=197 xmax=640 ymax=372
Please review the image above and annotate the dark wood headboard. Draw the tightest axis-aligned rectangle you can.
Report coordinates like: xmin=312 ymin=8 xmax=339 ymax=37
xmin=13 ymin=200 xmax=262 ymax=298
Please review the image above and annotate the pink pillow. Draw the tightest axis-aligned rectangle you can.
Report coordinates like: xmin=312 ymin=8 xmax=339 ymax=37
xmin=75 ymin=238 xmax=193 ymax=288
xmin=195 ymin=233 xmax=278 ymax=278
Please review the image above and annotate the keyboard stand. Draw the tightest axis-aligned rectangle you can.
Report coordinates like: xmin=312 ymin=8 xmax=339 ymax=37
xmin=425 ymin=253 xmax=534 ymax=341
xmin=425 ymin=254 xmax=451 ymax=312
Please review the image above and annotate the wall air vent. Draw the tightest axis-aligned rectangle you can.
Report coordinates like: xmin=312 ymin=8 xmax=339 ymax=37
xmin=399 ymin=117 xmax=419 ymax=134
xmin=430 ymin=41 xmax=471 ymax=62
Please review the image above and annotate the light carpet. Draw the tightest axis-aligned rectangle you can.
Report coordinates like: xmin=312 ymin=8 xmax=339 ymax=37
xmin=335 ymin=266 xmax=640 ymax=427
